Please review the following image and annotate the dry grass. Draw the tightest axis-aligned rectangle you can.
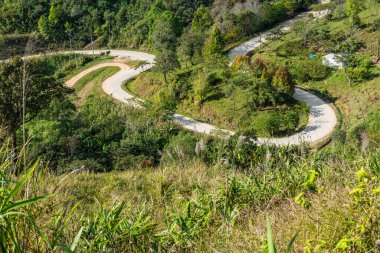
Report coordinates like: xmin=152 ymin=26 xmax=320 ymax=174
xmin=25 ymin=154 xmax=377 ymax=252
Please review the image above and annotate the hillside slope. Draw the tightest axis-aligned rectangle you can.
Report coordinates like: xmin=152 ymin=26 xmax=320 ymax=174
xmin=0 ymin=1 xmax=379 ymax=252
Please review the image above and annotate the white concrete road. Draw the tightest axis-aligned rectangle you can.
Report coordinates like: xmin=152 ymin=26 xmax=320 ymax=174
xmin=67 ymin=48 xmax=337 ymax=147
xmin=229 ymin=10 xmax=330 ymax=60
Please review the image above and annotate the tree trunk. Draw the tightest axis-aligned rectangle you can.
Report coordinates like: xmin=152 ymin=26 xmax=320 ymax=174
xmin=163 ymin=72 xmax=168 ymax=84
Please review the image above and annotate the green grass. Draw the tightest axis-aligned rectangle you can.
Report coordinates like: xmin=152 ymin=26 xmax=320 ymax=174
xmin=72 ymin=66 xmax=120 ymax=98
xmin=123 ymin=58 xmax=147 ymax=69
xmin=255 ymin=3 xmax=380 ymax=142
xmin=178 ymin=89 xmax=309 ymax=137
xmin=2 ymin=140 xmax=379 ymax=252
xmin=124 ymin=71 xmax=308 ymax=137
xmin=64 ymin=56 xmax=114 ymax=81
xmin=123 ymin=70 xmax=164 ymax=102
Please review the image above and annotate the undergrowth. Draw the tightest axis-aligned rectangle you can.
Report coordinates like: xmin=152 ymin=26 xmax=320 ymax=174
xmin=1 ymin=140 xmax=379 ymax=252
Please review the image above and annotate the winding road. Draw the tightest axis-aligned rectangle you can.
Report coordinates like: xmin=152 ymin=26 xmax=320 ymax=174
xmin=64 ymin=11 xmax=337 ymax=147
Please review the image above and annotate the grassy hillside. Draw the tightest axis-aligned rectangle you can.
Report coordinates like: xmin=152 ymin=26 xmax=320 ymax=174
xmin=124 ymin=69 xmax=309 ymax=137
xmin=2 ymin=143 xmax=379 ymax=252
xmin=255 ymin=2 xmax=380 ymax=147
xmin=72 ymin=66 xmax=120 ymax=101
xmin=1 ymin=1 xmax=380 ymax=253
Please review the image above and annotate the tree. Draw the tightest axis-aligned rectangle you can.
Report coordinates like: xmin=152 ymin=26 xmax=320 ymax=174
xmin=48 ymin=5 xmax=64 ymax=25
xmin=0 ymin=57 xmax=70 ymax=166
xmin=177 ymin=30 xmax=205 ymax=66
xmin=235 ymin=11 xmax=259 ymax=37
xmin=346 ymin=0 xmax=365 ymax=31
xmin=283 ymin=0 xmax=299 ymax=16
xmin=202 ymin=26 xmax=224 ymax=58
xmin=38 ymin=4 xmax=66 ymax=42
xmin=247 ymin=78 xmax=278 ymax=111
xmin=38 ymin=15 xmax=52 ymax=41
xmin=151 ymin=11 xmax=180 ymax=51
xmin=272 ymin=65 xmax=295 ymax=96
xmin=64 ymin=22 xmax=74 ymax=50
xmin=191 ymin=6 xmax=213 ymax=32
xmin=155 ymin=49 xmax=179 ymax=83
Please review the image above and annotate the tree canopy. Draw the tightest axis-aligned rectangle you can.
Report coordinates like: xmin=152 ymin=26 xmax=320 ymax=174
xmin=0 ymin=57 xmax=70 ymax=149
xmin=1 ymin=0 xmax=312 ymax=50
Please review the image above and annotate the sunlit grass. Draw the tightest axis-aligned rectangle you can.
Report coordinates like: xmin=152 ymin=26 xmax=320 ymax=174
xmin=72 ymin=66 xmax=120 ymax=99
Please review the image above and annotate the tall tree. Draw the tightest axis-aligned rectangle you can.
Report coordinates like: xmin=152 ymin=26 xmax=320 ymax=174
xmin=151 ymin=11 xmax=181 ymax=51
xmin=235 ymin=10 xmax=259 ymax=37
xmin=151 ymin=11 xmax=181 ymax=83
xmin=38 ymin=15 xmax=52 ymax=41
xmin=191 ymin=6 xmax=213 ymax=32
xmin=155 ymin=49 xmax=179 ymax=83
xmin=177 ymin=30 xmax=204 ymax=66
xmin=0 ymin=57 xmax=70 ymax=165
xmin=346 ymin=0 xmax=364 ymax=31
xmin=202 ymin=25 xmax=224 ymax=58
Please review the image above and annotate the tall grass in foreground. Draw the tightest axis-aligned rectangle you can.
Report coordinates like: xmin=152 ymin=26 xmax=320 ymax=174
xmin=0 ymin=144 xmax=83 ymax=252
xmin=0 ymin=140 xmax=379 ymax=252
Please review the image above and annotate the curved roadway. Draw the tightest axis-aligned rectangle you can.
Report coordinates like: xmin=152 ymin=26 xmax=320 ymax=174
xmin=63 ymin=10 xmax=337 ymax=147
xmin=66 ymin=48 xmax=337 ymax=146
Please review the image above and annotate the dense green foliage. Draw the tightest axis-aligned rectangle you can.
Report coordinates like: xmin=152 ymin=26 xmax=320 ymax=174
xmin=255 ymin=0 xmax=380 ymax=145
xmin=1 ymin=135 xmax=379 ymax=252
xmin=1 ymin=0 xmax=380 ymax=252
xmin=0 ymin=0 xmax=311 ymax=49
xmin=0 ymin=56 xmax=70 ymax=155
xmin=127 ymin=52 xmax=304 ymax=136
xmin=24 ymin=95 xmax=185 ymax=172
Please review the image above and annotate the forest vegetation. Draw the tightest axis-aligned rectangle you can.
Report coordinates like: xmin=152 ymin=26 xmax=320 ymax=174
xmin=0 ymin=0 xmax=380 ymax=252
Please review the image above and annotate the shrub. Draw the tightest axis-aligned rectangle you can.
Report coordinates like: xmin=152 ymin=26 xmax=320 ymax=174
xmin=162 ymin=132 xmax=198 ymax=164
xmin=231 ymin=54 xmax=250 ymax=71
xmin=61 ymin=56 xmax=87 ymax=73
xmin=340 ymin=37 xmax=363 ymax=53
xmin=251 ymin=57 xmax=271 ymax=77
xmin=346 ymin=56 xmax=377 ymax=82
xmin=290 ymin=59 xmax=331 ymax=82
xmin=193 ymin=72 xmax=211 ymax=105
xmin=266 ymin=110 xmax=300 ymax=136
xmin=347 ymin=66 xmax=372 ymax=81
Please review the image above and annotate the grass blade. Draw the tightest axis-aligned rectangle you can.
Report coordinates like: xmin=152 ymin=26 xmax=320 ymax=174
xmin=70 ymin=227 xmax=84 ymax=251
xmin=266 ymin=214 xmax=277 ymax=253
xmin=2 ymin=195 xmax=52 ymax=213
xmin=286 ymin=232 xmax=299 ymax=253
xmin=2 ymin=161 xmax=39 ymax=209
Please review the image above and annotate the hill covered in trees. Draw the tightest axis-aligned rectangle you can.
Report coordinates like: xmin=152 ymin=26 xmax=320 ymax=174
xmin=1 ymin=0 xmax=380 ymax=252
xmin=0 ymin=0 xmax=311 ymax=49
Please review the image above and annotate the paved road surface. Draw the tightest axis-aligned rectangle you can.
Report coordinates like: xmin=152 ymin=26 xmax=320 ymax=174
xmin=67 ymin=48 xmax=337 ymax=146
xmin=229 ymin=10 xmax=329 ymax=60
